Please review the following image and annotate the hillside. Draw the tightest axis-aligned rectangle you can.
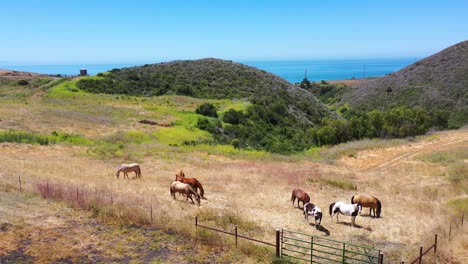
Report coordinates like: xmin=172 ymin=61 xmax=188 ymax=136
xmin=77 ymin=58 xmax=332 ymax=125
xmin=340 ymin=40 xmax=468 ymax=127
xmin=75 ymin=58 xmax=336 ymax=153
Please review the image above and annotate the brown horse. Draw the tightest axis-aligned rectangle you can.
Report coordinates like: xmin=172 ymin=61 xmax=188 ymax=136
xmin=116 ymin=163 xmax=141 ymax=179
xmin=351 ymin=195 xmax=381 ymax=218
xmin=170 ymin=181 xmax=200 ymax=205
xmin=175 ymin=169 xmax=205 ymax=199
xmin=291 ymin=189 xmax=310 ymax=208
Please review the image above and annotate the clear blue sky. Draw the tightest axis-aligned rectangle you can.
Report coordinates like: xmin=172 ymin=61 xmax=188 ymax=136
xmin=1 ymin=0 xmax=467 ymax=64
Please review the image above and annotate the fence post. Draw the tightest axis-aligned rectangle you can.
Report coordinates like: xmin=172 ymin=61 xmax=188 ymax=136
xmin=150 ymin=205 xmax=153 ymax=221
xmin=275 ymin=229 xmax=281 ymax=257
xmin=449 ymin=224 xmax=452 ymax=241
xmin=195 ymin=216 xmax=198 ymax=231
xmin=311 ymin=236 xmax=314 ymax=263
xmin=401 ymin=261 xmax=405 ymax=264
xmin=342 ymin=243 xmax=346 ymax=263
xmin=46 ymin=179 xmax=50 ymax=198
xmin=18 ymin=175 xmax=22 ymax=191
xmin=379 ymin=252 xmax=384 ymax=264
xmin=418 ymin=246 xmax=423 ymax=264
xmin=76 ymin=187 xmax=79 ymax=201
xmin=235 ymin=225 xmax=238 ymax=248
xmin=434 ymin=234 xmax=438 ymax=261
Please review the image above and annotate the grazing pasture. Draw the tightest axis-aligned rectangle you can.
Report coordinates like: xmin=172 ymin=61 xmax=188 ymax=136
xmin=0 ymin=77 xmax=466 ymax=262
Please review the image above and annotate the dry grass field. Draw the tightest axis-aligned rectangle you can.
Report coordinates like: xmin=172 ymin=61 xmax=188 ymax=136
xmin=0 ymin=76 xmax=466 ymax=263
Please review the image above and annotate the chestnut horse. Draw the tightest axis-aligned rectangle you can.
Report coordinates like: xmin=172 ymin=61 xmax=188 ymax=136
xmin=351 ymin=195 xmax=382 ymax=218
xmin=170 ymin=181 xmax=200 ymax=205
xmin=291 ymin=189 xmax=310 ymax=208
xmin=116 ymin=163 xmax=141 ymax=179
xmin=175 ymin=169 xmax=205 ymax=199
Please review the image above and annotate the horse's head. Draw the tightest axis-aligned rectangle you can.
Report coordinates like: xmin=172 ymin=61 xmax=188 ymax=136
xmin=356 ymin=203 xmax=363 ymax=214
xmin=312 ymin=207 xmax=322 ymax=226
xmin=175 ymin=169 xmax=185 ymax=181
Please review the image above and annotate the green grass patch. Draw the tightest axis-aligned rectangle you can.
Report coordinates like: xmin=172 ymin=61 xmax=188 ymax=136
xmin=0 ymin=130 xmax=91 ymax=146
xmin=307 ymin=177 xmax=357 ymax=190
xmin=447 ymin=198 xmax=468 ymax=214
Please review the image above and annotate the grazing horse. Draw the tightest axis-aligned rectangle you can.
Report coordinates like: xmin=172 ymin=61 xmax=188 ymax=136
xmin=329 ymin=201 xmax=362 ymax=227
xmin=175 ymin=169 xmax=205 ymax=199
xmin=304 ymin=202 xmax=322 ymax=229
xmin=291 ymin=189 xmax=310 ymax=208
xmin=170 ymin=181 xmax=201 ymax=205
xmin=351 ymin=195 xmax=382 ymax=218
xmin=116 ymin=163 xmax=141 ymax=179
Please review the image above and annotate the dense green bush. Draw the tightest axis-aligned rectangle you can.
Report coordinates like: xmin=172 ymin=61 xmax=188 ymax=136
xmin=196 ymin=103 xmax=218 ymax=117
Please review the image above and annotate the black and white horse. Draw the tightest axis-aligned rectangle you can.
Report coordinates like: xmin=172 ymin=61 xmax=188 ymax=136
xmin=329 ymin=201 xmax=362 ymax=227
xmin=304 ymin=202 xmax=322 ymax=229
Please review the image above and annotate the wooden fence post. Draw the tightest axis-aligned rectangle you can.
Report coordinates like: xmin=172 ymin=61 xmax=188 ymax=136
xmin=150 ymin=205 xmax=153 ymax=221
xmin=379 ymin=252 xmax=384 ymax=264
xmin=276 ymin=228 xmax=280 ymax=258
xmin=434 ymin=234 xmax=438 ymax=261
xmin=401 ymin=260 xmax=405 ymax=264
xmin=418 ymin=246 xmax=423 ymax=264
xmin=18 ymin=175 xmax=22 ymax=191
xmin=449 ymin=224 xmax=452 ymax=241
xmin=46 ymin=179 xmax=50 ymax=198
xmin=235 ymin=225 xmax=238 ymax=248
xmin=195 ymin=216 xmax=198 ymax=231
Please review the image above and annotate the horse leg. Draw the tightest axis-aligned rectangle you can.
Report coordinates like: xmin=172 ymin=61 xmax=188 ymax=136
xmin=351 ymin=216 xmax=356 ymax=227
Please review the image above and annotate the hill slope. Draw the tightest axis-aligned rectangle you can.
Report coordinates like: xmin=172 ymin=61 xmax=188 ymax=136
xmin=77 ymin=58 xmax=332 ymax=126
xmin=340 ymin=40 xmax=468 ymax=127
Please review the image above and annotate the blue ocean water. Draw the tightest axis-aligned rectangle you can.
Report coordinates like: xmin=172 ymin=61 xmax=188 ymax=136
xmin=0 ymin=58 xmax=416 ymax=84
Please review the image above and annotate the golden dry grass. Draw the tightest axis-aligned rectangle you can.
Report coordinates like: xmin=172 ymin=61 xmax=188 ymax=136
xmin=0 ymin=127 xmax=466 ymax=263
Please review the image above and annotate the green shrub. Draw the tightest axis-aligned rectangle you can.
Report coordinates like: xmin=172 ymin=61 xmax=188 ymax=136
xmin=196 ymin=102 xmax=218 ymax=117
xmin=17 ymin=79 xmax=29 ymax=86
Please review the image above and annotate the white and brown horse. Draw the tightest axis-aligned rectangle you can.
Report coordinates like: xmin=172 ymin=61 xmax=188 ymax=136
xmin=170 ymin=181 xmax=201 ymax=205
xmin=329 ymin=201 xmax=362 ymax=227
xmin=116 ymin=163 xmax=141 ymax=179
xmin=351 ymin=195 xmax=382 ymax=218
xmin=304 ymin=202 xmax=322 ymax=229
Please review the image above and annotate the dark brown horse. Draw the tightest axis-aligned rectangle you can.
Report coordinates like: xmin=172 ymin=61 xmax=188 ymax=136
xmin=351 ymin=195 xmax=382 ymax=218
xmin=175 ymin=169 xmax=205 ymax=199
xmin=291 ymin=188 xmax=310 ymax=208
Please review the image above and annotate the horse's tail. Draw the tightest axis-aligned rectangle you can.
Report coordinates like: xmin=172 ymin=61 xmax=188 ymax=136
xmin=351 ymin=195 xmax=355 ymax=204
xmin=291 ymin=190 xmax=295 ymax=201
xmin=196 ymin=179 xmax=205 ymax=199
xmin=329 ymin=203 xmax=335 ymax=217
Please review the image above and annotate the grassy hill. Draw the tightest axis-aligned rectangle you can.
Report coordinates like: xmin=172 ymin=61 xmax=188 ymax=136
xmin=76 ymin=58 xmax=336 ymax=153
xmin=340 ymin=40 xmax=468 ymax=128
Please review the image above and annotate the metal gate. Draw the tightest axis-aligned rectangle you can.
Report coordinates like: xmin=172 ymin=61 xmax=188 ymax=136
xmin=281 ymin=229 xmax=382 ymax=264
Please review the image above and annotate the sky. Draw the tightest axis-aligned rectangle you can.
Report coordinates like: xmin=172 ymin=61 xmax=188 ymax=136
xmin=1 ymin=0 xmax=467 ymax=64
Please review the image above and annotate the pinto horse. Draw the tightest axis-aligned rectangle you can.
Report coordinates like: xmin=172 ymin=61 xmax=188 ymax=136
xmin=351 ymin=195 xmax=382 ymax=218
xmin=170 ymin=181 xmax=200 ymax=205
xmin=304 ymin=202 xmax=322 ymax=229
xmin=291 ymin=189 xmax=310 ymax=208
xmin=329 ymin=201 xmax=362 ymax=227
xmin=116 ymin=163 xmax=141 ymax=179
xmin=175 ymin=169 xmax=205 ymax=199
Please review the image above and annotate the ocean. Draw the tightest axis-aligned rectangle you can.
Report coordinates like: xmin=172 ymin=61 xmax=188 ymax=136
xmin=0 ymin=58 xmax=416 ymax=84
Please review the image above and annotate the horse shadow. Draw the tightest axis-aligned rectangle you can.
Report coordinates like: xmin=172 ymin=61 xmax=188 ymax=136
xmin=336 ymin=221 xmax=372 ymax=231
xmin=308 ymin=223 xmax=330 ymax=236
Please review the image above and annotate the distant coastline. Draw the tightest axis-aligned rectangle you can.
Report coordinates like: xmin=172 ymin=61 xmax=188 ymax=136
xmin=0 ymin=58 xmax=416 ymax=83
